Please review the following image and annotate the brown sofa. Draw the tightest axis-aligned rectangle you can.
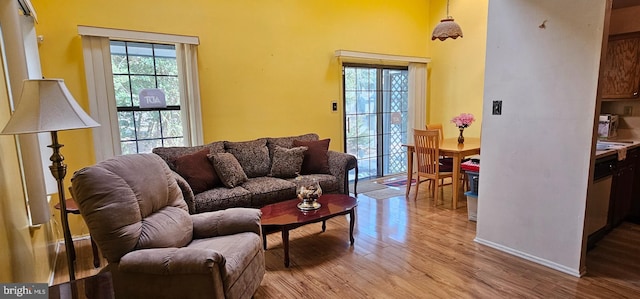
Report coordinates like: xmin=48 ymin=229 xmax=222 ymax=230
xmin=71 ymin=154 xmax=264 ymax=299
xmin=152 ymin=133 xmax=357 ymax=214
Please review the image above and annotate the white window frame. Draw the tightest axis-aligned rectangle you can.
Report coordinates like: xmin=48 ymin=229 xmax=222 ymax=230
xmin=1 ymin=1 xmax=54 ymax=226
xmin=78 ymin=26 xmax=203 ymax=161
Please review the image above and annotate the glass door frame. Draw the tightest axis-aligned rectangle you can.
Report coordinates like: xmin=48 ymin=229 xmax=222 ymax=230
xmin=342 ymin=63 xmax=408 ymax=181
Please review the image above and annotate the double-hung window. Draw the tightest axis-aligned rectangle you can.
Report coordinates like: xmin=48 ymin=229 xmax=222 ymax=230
xmin=79 ymin=26 xmax=203 ymax=161
xmin=111 ymin=41 xmax=183 ymax=154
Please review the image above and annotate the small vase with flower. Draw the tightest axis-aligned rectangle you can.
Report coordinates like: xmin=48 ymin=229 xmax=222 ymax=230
xmin=451 ymin=113 xmax=475 ymax=144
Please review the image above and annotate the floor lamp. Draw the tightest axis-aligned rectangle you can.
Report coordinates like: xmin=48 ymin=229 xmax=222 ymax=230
xmin=1 ymin=79 xmax=99 ymax=281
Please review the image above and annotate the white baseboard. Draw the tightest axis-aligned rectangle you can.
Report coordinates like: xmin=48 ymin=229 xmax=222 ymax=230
xmin=48 ymin=235 xmax=94 ymax=285
xmin=48 ymin=241 xmax=60 ymax=285
xmin=474 ymin=237 xmax=582 ymax=278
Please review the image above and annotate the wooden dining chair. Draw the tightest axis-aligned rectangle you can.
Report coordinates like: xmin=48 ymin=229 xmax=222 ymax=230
xmin=426 ymin=123 xmax=445 ymax=142
xmin=413 ymin=129 xmax=453 ymax=206
xmin=425 ymin=123 xmax=468 ymax=190
xmin=426 ymin=123 xmax=451 ymax=172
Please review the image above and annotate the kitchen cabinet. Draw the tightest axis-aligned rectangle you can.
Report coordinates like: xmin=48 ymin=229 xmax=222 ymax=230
xmin=631 ymin=150 xmax=640 ymax=223
xmin=610 ymin=149 xmax=638 ymax=227
xmin=601 ymin=32 xmax=640 ymax=99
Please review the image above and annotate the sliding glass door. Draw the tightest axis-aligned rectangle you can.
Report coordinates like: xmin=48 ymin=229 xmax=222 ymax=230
xmin=344 ymin=65 xmax=408 ymax=181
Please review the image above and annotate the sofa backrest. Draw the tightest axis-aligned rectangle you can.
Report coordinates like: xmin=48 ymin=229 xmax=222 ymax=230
xmin=266 ymin=133 xmax=318 ymax=156
xmin=224 ymin=138 xmax=270 ymax=178
xmin=71 ymin=154 xmax=193 ymax=263
xmin=267 ymin=133 xmax=318 ymax=166
xmin=152 ymin=133 xmax=319 ymax=178
xmin=152 ymin=141 xmax=225 ymax=170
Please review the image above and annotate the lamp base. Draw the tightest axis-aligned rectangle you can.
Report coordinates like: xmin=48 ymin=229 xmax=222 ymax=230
xmin=49 ymin=131 xmax=75 ymax=281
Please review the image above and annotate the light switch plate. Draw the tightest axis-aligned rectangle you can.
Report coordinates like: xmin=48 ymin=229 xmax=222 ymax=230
xmin=492 ymin=100 xmax=502 ymax=115
xmin=332 ymin=101 xmax=338 ymax=111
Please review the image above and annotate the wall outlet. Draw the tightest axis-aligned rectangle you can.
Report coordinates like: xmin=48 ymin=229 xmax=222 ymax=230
xmin=492 ymin=100 xmax=502 ymax=115
xmin=332 ymin=101 xmax=338 ymax=112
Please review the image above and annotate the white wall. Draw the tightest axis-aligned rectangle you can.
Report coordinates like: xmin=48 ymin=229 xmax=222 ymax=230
xmin=476 ymin=0 xmax=607 ymax=276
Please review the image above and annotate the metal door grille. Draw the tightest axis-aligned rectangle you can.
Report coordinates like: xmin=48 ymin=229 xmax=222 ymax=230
xmin=382 ymin=70 xmax=408 ymax=174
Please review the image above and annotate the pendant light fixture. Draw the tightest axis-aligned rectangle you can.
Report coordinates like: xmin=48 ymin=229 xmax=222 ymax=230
xmin=431 ymin=0 xmax=463 ymax=41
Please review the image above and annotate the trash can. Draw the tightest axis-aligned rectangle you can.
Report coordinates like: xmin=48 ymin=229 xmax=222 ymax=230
xmin=466 ymin=170 xmax=479 ymax=194
xmin=464 ymin=191 xmax=478 ymax=221
xmin=461 ymin=159 xmax=480 ymax=221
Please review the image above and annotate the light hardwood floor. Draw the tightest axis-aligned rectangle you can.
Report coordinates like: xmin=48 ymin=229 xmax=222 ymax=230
xmin=54 ymin=181 xmax=640 ymax=298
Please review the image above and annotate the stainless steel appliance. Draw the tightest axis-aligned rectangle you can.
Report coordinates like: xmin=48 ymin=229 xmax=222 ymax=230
xmin=586 ymin=156 xmax=615 ymax=247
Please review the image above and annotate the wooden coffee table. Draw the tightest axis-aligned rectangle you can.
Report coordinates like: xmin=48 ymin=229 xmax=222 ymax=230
xmin=260 ymin=193 xmax=358 ymax=267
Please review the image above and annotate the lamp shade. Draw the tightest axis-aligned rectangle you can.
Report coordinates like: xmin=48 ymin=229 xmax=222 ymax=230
xmin=1 ymin=79 xmax=99 ymax=134
xmin=431 ymin=18 xmax=463 ymax=41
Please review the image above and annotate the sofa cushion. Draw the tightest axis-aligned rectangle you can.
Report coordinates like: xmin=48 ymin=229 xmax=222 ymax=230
xmin=191 ymin=208 xmax=262 ymax=238
xmin=267 ymin=133 xmax=318 ymax=158
xmin=152 ymin=141 xmax=225 ymax=170
xmin=293 ymin=138 xmax=331 ymax=174
xmin=174 ymin=149 xmax=220 ymax=194
xmin=136 ymin=206 xmax=194 ymax=250
xmin=225 ymin=139 xmax=270 ymax=178
xmin=194 ymin=186 xmax=252 ymax=213
xmin=242 ymin=177 xmax=297 ymax=207
xmin=188 ymin=232 xmax=263 ymax=295
xmin=269 ymin=145 xmax=307 ymax=178
xmin=71 ymin=154 xmax=192 ymax=263
xmin=209 ymin=153 xmax=248 ymax=188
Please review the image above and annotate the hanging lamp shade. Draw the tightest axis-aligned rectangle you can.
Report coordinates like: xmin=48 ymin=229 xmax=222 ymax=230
xmin=431 ymin=18 xmax=463 ymax=41
xmin=431 ymin=0 xmax=463 ymax=41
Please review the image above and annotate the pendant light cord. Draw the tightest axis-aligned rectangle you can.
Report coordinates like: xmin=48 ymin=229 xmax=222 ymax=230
xmin=446 ymin=0 xmax=451 ymax=19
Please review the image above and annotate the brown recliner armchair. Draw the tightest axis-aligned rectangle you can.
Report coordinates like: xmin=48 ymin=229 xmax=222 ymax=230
xmin=71 ymin=153 xmax=265 ymax=299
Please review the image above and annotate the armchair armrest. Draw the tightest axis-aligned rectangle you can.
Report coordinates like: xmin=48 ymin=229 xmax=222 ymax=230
xmin=172 ymin=171 xmax=196 ymax=214
xmin=327 ymin=150 xmax=357 ymax=194
xmin=191 ymin=208 xmax=262 ymax=239
xmin=118 ymin=247 xmax=225 ymax=275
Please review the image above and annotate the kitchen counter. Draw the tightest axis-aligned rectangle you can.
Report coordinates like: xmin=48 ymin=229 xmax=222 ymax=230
xmin=595 ymin=139 xmax=640 ymax=159
xmin=589 ymin=138 xmax=640 ymax=248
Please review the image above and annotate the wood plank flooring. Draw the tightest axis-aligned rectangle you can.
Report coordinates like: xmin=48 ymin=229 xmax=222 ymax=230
xmin=54 ymin=181 xmax=640 ymax=298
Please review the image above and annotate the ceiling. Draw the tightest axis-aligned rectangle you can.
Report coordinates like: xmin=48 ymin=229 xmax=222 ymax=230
xmin=612 ymin=0 xmax=640 ymax=9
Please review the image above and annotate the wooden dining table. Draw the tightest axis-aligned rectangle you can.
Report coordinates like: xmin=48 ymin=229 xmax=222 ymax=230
xmin=404 ymin=137 xmax=481 ymax=209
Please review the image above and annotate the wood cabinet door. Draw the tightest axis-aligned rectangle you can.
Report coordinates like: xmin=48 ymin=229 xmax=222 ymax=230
xmin=601 ymin=33 xmax=640 ymax=99
xmin=610 ymin=161 xmax=634 ymax=227
xmin=630 ymin=150 xmax=640 ymax=223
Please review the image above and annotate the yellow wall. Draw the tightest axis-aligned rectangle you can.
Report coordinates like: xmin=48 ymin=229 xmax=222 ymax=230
xmin=0 ymin=45 xmax=20 ymax=282
xmin=0 ymin=43 xmax=53 ymax=283
xmin=29 ymin=0 xmax=489 ymax=243
xmin=429 ymin=0 xmax=488 ymax=138
xmin=32 ymin=0 xmax=434 ymax=234
xmin=34 ymin=0 xmax=431 ymax=149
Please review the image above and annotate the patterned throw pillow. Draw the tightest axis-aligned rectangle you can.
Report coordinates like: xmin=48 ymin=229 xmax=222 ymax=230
xmin=152 ymin=141 xmax=225 ymax=170
xmin=292 ymin=138 xmax=331 ymax=174
xmin=269 ymin=145 xmax=308 ymax=178
xmin=224 ymin=139 xmax=270 ymax=178
xmin=208 ymin=153 xmax=248 ymax=188
xmin=173 ymin=149 xmax=220 ymax=194
xmin=267 ymin=133 xmax=318 ymax=158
